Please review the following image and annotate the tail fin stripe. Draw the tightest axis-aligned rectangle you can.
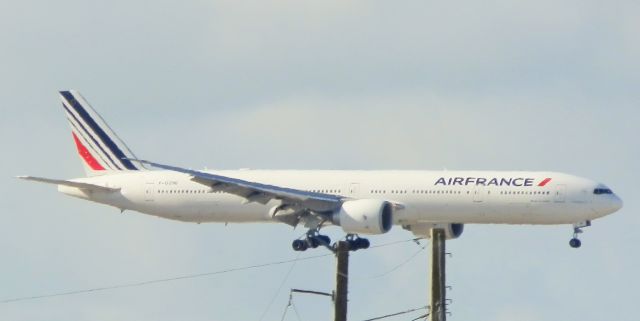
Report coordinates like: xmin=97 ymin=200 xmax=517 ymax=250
xmin=60 ymin=92 xmax=130 ymax=169
xmin=60 ymin=92 xmax=138 ymax=170
xmin=62 ymin=103 xmax=122 ymax=170
xmin=65 ymin=113 xmax=119 ymax=170
xmin=72 ymin=133 xmax=105 ymax=170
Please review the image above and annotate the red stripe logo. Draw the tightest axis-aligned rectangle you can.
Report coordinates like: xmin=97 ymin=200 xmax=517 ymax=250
xmin=72 ymin=133 xmax=105 ymax=171
xmin=538 ymin=178 xmax=552 ymax=187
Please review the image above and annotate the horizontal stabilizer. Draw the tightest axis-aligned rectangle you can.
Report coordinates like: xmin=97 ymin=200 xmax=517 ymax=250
xmin=17 ymin=176 xmax=119 ymax=192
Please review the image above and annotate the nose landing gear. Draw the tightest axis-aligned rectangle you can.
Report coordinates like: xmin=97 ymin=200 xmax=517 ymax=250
xmin=569 ymin=238 xmax=581 ymax=248
xmin=569 ymin=220 xmax=591 ymax=248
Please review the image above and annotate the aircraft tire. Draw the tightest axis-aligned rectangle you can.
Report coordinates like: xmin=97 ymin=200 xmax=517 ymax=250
xmin=569 ymin=238 xmax=581 ymax=248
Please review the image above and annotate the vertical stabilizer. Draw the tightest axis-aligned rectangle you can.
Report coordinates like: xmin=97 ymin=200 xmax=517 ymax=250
xmin=59 ymin=90 xmax=145 ymax=176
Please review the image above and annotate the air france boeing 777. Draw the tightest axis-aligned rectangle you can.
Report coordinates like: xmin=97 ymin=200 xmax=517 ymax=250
xmin=19 ymin=91 xmax=623 ymax=250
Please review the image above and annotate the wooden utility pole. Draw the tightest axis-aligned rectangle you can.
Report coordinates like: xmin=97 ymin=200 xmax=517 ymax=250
xmin=334 ymin=241 xmax=350 ymax=321
xmin=429 ymin=228 xmax=447 ymax=321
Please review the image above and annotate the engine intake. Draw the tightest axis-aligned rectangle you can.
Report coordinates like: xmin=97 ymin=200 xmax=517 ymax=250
xmin=333 ymin=199 xmax=393 ymax=235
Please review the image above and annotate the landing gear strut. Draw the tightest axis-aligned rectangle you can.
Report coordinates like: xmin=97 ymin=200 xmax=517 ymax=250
xmin=569 ymin=220 xmax=591 ymax=248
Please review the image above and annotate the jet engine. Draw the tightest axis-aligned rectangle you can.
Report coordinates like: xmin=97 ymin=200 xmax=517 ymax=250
xmin=402 ymin=223 xmax=464 ymax=239
xmin=333 ymin=199 xmax=393 ymax=235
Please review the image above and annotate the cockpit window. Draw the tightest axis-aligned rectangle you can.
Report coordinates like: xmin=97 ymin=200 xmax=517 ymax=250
xmin=593 ymin=188 xmax=613 ymax=195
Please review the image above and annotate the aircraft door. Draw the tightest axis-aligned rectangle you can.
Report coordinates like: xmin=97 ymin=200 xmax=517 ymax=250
xmin=349 ymin=183 xmax=360 ymax=196
xmin=145 ymin=181 xmax=155 ymax=202
xmin=473 ymin=186 xmax=485 ymax=202
xmin=554 ymin=184 xmax=566 ymax=202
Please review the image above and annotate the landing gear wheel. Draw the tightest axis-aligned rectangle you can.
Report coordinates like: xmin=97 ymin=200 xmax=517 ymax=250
xmin=357 ymin=238 xmax=370 ymax=249
xmin=318 ymin=235 xmax=331 ymax=246
xmin=292 ymin=225 xmax=333 ymax=252
xmin=569 ymin=238 xmax=582 ymax=248
xmin=346 ymin=235 xmax=370 ymax=251
xmin=292 ymin=239 xmax=308 ymax=251
xmin=304 ymin=229 xmax=331 ymax=249
xmin=307 ymin=237 xmax=320 ymax=248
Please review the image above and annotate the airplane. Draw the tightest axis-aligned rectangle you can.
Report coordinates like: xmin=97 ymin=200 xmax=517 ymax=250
xmin=19 ymin=90 xmax=623 ymax=251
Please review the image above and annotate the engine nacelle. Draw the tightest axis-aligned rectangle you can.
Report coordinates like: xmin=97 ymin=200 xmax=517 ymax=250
xmin=333 ymin=199 xmax=393 ymax=235
xmin=402 ymin=223 xmax=464 ymax=240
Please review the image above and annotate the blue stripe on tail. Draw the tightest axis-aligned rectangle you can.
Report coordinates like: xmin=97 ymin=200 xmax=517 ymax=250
xmin=63 ymin=105 xmax=121 ymax=170
xmin=60 ymin=91 xmax=138 ymax=170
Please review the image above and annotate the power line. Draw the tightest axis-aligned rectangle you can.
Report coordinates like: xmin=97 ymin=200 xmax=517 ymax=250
xmin=0 ymin=253 xmax=329 ymax=304
xmin=364 ymin=242 xmax=427 ymax=279
xmin=280 ymin=293 xmax=293 ymax=321
xmin=1 ymin=238 xmax=419 ymax=304
xmin=290 ymin=298 xmax=304 ymax=321
xmin=369 ymin=238 xmax=423 ymax=249
xmin=259 ymin=252 xmax=302 ymax=321
xmin=280 ymin=292 xmax=305 ymax=321
xmin=362 ymin=305 xmax=427 ymax=321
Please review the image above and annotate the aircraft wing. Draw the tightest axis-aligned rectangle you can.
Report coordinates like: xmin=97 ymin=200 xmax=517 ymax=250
xmin=133 ymin=160 xmax=344 ymax=213
xmin=17 ymin=176 xmax=120 ymax=193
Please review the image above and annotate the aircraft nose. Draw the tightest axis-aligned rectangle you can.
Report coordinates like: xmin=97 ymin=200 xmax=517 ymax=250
xmin=612 ymin=194 xmax=623 ymax=212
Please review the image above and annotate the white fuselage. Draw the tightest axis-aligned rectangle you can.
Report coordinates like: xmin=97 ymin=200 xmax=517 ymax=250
xmin=59 ymin=170 xmax=622 ymax=226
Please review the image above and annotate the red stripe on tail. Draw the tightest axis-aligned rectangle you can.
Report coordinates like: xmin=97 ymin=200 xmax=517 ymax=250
xmin=72 ymin=133 xmax=105 ymax=171
xmin=538 ymin=178 xmax=552 ymax=186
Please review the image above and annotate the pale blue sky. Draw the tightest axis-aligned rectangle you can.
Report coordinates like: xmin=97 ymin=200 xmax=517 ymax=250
xmin=1 ymin=1 xmax=638 ymax=320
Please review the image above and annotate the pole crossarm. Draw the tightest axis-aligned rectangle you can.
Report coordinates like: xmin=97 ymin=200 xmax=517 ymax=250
xmin=291 ymin=289 xmax=333 ymax=298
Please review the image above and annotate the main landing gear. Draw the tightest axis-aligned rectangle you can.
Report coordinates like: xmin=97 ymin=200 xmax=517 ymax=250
xmin=292 ymin=229 xmax=332 ymax=252
xmin=569 ymin=220 xmax=591 ymax=249
xmin=344 ymin=234 xmax=370 ymax=251
xmin=291 ymin=231 xmax=370 ymax=252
